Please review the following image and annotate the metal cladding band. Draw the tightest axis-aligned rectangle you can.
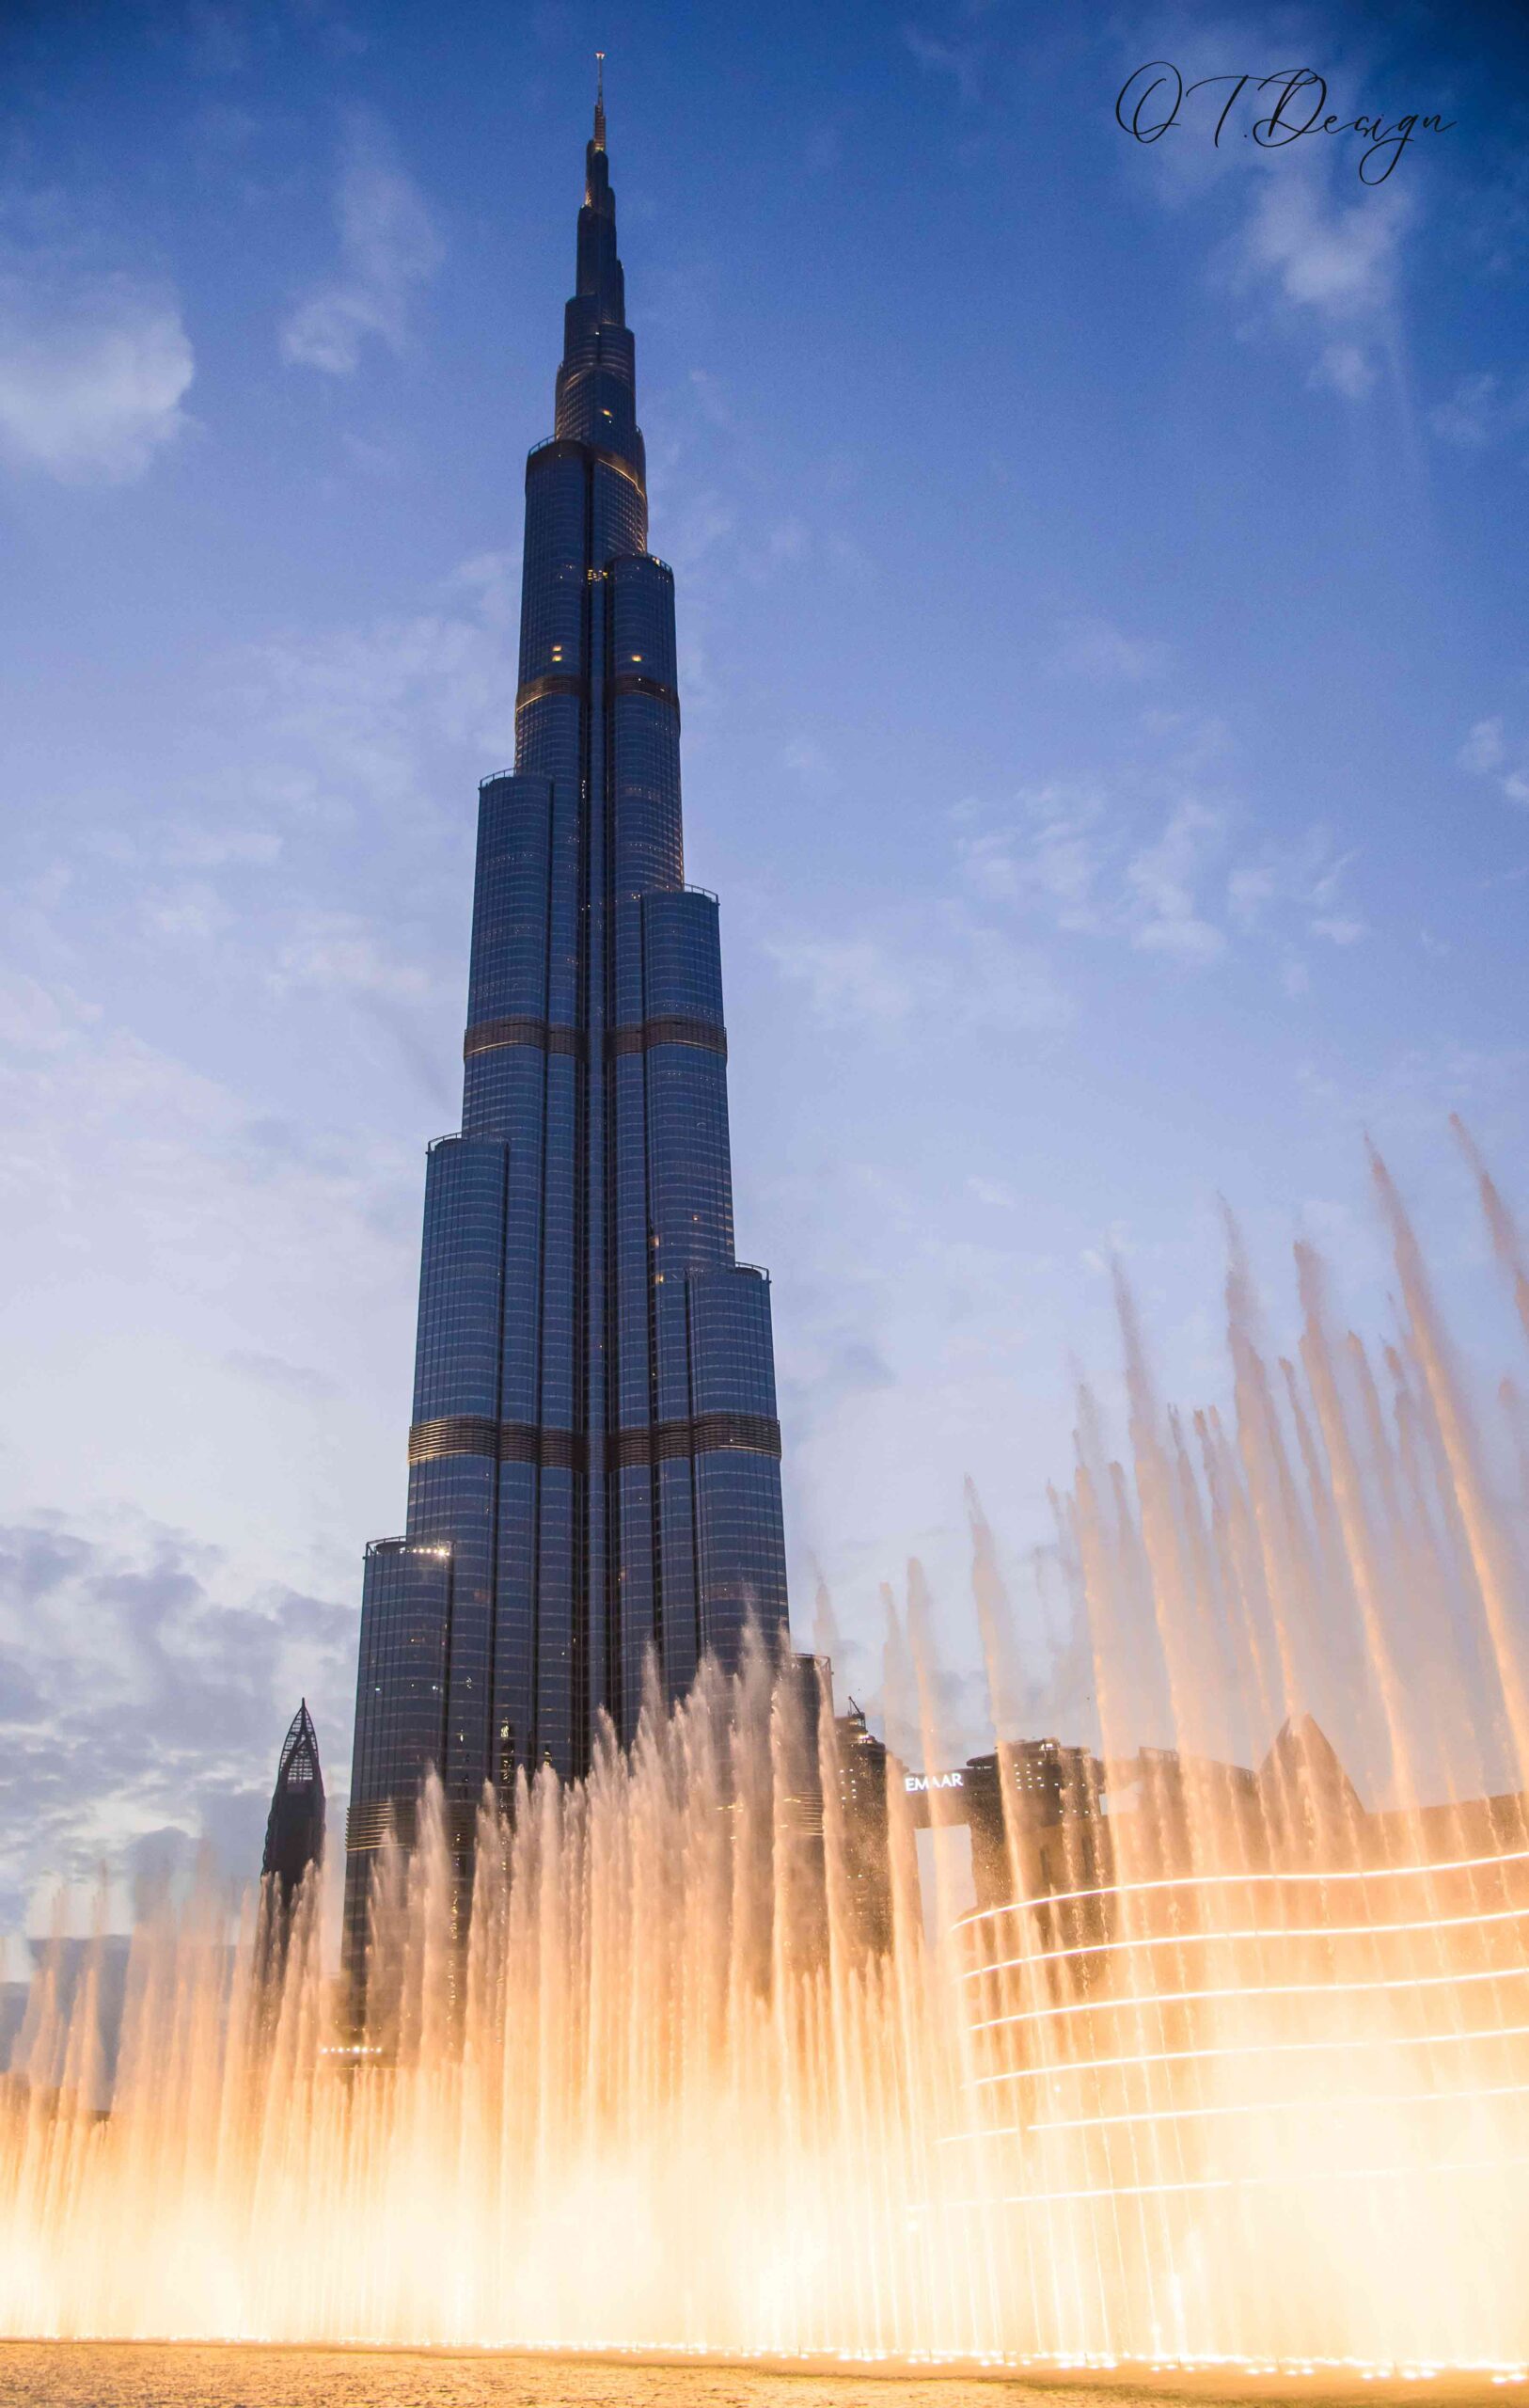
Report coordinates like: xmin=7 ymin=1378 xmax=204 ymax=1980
xmin=464 ymin=1014 xmax=727 ymax=1063
xmin=515 ymin=672 xmax=587 ymax=709
xmin=498 ymin=1424 xmax=582 ymax=1470
xmin=408 ymin=1414 xmax=498 ymax=1463
xmin=463 ymin=1017 xmax=583 ymax=1061
xmin=511 ymin=673 xmax=682 ymax=721
xmin=345 ymin=1799 xmax=415 ymax=1852
xmin=611 ymin=671 xmax=680 ymax=720
xmin=524 ymin=434 xmax=645 ymax=493
xmin=606 ymin=1014 xmax=726 ymax=1059
xmin=409 ymin=1410 xmax=780 ymax=1470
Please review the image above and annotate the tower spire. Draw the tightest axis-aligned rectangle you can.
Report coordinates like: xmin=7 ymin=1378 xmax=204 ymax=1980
xmin=592 ymin=51 xmax=606 ymax=153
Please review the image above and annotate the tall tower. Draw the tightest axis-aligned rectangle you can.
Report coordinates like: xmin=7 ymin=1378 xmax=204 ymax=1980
xmin=262 ymin=1700 xmax=325 ymax=1895
xmin=345 ymin=80 xmax=790 ymax=1942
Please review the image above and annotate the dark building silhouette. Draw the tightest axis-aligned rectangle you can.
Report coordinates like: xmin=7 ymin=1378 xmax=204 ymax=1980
xmin=345 ymin=76 xmax=790 ymax=1958
xmin=1257 ymin=1711 xmax=1367 ymax=1859
xmin=834 ymin=1698 xmax=895 ymax=1950
xmin=261 ymin=1700 xmax=325 ymax=1896
xmin=963 ymin=1738 xmax=1104 ymax=1912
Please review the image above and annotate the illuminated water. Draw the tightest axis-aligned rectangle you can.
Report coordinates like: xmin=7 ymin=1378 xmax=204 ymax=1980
xmin=4 ymin=1139 xmax=1529 ymax=2373
xmin=0 ymin=2356 xmax=1513 ymax=2408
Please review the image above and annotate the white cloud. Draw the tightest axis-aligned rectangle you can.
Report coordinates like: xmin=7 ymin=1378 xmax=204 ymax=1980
xmin=0 ymin=258 xmax=194 ymax=483
xmin=281 ymin=108 xmax=443 ymax=375
xmin=903 ymin=24 xmax=982 ymax=105
xmin=142 ymin=880 xmax=233 ymax=943
xmin=1429 ymin=372 xmax=1529 ymax=451
xmin=1240 ymin=174 xmax=1410 ymax=317
xmin=161 ymin=824 xmax=283 ymax=869
xmin=1310 ymin=342 xmax=1375 ymax=401
xmin=1228 ymin=826 xmax=1364 ymax=945
xmin=764 ymin=934 xmax=913 ymax=1031
xmin=958 ymin=780 xmax=1233 ymax=969
xmin=766 ymin=913 xmax=1068 ymax=1042
xmin=271 ymin=910 xmax=431 ymax=999
xmin=1461 ymin=718 xmax=1506 ymax=774
xmin=781 ymin=737 xmax=842 ymax=799
xmin=957 ymin=786 xmax=1106 ymax=930
xmin=1225 ymin=172 xmax=1413 ymax=405
xmin=1051 ymin=616 xmax=1170 ymax=685
xmin=1460 ymin=715 xmax=1529 ymax=809
xmin=941 ymin=732 xmax=1374 ymax=989
xmin=1126 ymin=799 xmax=1228 ymax=961
xmin=0 ymin=1506 xmax=355 ymax=1927
xmin=967 ymin=1175 xmax=1017 ymax=1210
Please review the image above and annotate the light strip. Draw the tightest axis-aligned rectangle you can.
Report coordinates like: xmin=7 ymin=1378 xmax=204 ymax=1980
xmin=926 ymin=2153 xmax=1529 ymax=2212
xmin=964 ymin=1898 xmax=1529 ymax=1982
xmin=938 ymin=2079 xmax=1529 ymax=2146
xmin=969 ymin=2016 xmax=1529 ymax=2090
xmin=969 ymin=1956 xmax=1529 ymax=2036
xmin=959 ymin=1841 xmax=1529 ymax=1929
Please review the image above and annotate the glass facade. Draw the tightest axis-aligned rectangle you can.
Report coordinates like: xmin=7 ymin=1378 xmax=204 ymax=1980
xmin=345 ymin=92 xmax=790 ymax=1933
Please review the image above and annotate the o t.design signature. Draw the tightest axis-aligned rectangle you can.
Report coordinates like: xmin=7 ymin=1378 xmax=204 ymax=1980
xmin=1115 ymin=62 xmax=1456 ymax=184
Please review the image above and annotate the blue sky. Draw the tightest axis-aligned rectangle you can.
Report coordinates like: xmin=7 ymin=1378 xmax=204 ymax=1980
xmin=1 ymin=0 xmax=1526 ymax=1932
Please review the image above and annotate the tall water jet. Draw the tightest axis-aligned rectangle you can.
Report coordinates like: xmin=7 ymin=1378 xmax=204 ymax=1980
xmin=3 ymin=1151 xmax=1529 ymax=2371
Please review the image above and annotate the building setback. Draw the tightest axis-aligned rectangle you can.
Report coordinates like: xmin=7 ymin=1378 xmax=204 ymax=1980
xmin=345 ymin=78 xmax=790 ymax=1946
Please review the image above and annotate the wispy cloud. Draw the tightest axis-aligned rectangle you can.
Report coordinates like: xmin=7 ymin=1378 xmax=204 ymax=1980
xmin=955 ymin=763 xmax=1234 ymax=968
xmin=1430 ymin=372 xmax=1529 ymax=452
xmin=775 ymin=708 xmax=1363 ymax=1050
xmin=1460 ymin=716 xmax=1529 ymax=810
xmin=0 ymin=1507 xmax=354 ymax=1927
xmin=1224 ymin=170 xmax=1414 ymax=403
xmin=902 ymin=24 xmax=983 ymax=106
xmin=281 ymin=108 xmax=442 ymax=375
xmin=1126 ymin=799 xmax=1228 ymax=962
xmin=946 ymin=721 xmax=1367 ymax=990
xmin=270 ymin=911 xmax=432 ymax=999
xmin=1051 ymin=616 xmax=1170 ymax=686
xmin=781 ymin=736 xmax=842 ymax=799
xmin=767 ymin=912 xmax=1070 ymax=1041
xmin=0 ymin=249 xmax=194 ymax=483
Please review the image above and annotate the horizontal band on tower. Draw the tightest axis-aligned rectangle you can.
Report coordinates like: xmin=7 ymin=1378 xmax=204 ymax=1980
xmin=408 ymin=1414 xmax=499 ymax=1462
xmin=407 ymin=1409 xmax=780 ymax=1471
xmin=511 ymin=670 xmax=678 ymax=721
xmin=463 ymin=1017 xmax=583 ymax=1060
xmin=515 ymin=672 xmax=585 ymax=709
xmin=607 ymin=1014 xmax=726 ymax=1059
xmin=463 ymin=1014 xmax=726 ymax=1063
xmin=346 ymin=1799 xmax=477 ymax=1854
xmin=525 ymin=435 xmax=646 ymax=497
xmin=407 ymin=1416 xmax=583 ymax=1469
xmin=611 ymin=672 xmax=680 ymax=721
xmin=614 ymin=1411 xmax=782 ymax=1467
xmin=346 ymin=1799 xmax=415 ymax=1853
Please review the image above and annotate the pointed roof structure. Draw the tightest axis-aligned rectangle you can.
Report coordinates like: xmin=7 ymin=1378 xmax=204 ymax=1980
xmin=261 ymin=1699 xmax=325 ymax=1892
xmin=1258 ymin=1712 xmax=1366 ymax=1861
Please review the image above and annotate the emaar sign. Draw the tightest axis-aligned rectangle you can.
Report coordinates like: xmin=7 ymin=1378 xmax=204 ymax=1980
xmin=905 ymin=1770 xmax=965 ymax=1794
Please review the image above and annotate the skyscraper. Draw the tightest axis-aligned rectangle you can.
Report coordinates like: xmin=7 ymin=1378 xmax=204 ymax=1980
xmin=345 ymin=75 xmax=790 ymax=1941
